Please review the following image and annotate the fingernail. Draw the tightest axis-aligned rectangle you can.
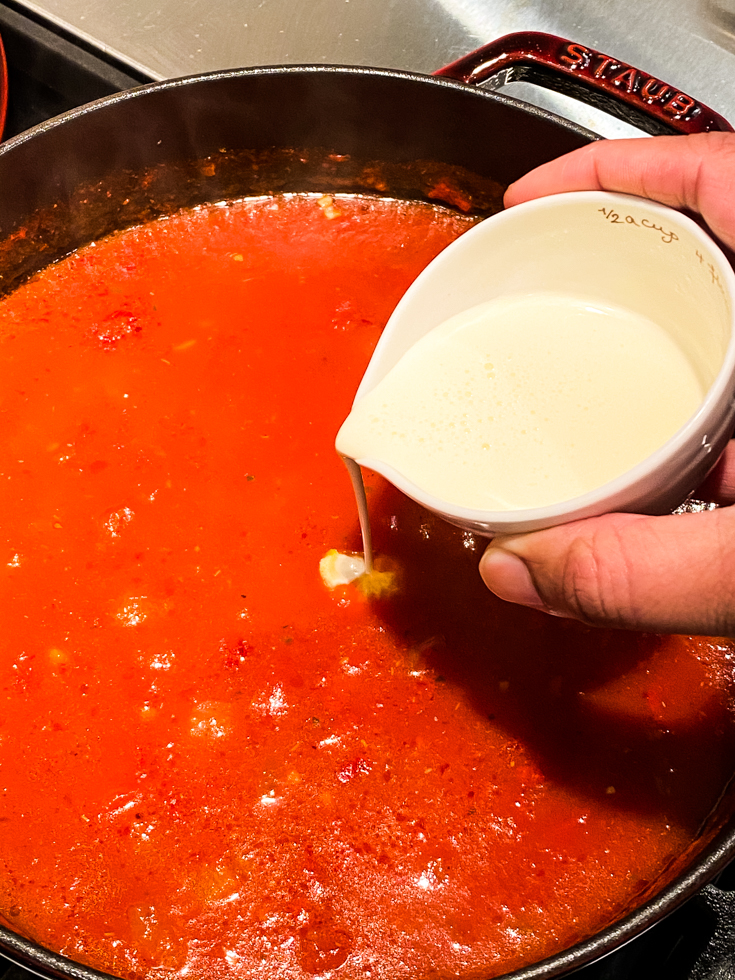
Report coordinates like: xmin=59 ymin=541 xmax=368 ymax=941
xmin=479 ymin=548 xmax=548 ymax=611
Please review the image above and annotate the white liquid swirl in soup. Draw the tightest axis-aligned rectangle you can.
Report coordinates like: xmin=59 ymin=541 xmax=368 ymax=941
xmin=337 ymin=292 xmax=704 ymax=511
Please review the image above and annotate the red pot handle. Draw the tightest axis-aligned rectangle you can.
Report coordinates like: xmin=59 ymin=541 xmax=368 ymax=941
xmin=434 ymin=31 xmax=733 ymax=135
xmin=0 ymin=32 xmax=7 ymax=141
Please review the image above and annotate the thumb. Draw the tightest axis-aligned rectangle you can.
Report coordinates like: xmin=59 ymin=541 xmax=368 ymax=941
xmin=479 ymin=508 xmax=735 ymax=635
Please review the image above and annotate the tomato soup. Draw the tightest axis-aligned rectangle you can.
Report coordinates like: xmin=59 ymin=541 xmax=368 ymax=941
xmin=0 ymin=193 xmax=733 ymax=980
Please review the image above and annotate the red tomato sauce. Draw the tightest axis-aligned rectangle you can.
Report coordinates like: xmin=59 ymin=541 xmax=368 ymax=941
xmin=0 ymin=194 xmax=733 ymax=980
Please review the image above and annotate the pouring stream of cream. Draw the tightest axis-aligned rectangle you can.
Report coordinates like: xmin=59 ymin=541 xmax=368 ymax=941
xmin=342 ymin=455 xmax=374 ymax=574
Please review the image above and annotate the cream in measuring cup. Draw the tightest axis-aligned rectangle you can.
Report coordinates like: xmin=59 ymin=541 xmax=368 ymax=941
xmin=336 ymin=291 xmax=703 ymax=511
xmin=333 ymin=191 xmax=735 ymax=540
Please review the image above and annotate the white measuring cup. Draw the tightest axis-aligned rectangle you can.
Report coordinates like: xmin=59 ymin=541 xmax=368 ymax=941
xmin=339 ymin=191 xmax=735 ymax=535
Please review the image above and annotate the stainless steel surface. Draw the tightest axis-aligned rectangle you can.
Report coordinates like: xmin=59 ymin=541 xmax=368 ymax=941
xmin=8 ymin=0 xmax=735 ymax=136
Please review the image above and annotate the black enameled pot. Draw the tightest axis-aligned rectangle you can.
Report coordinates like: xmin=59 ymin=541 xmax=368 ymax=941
xmin=0 ymin=30 xmax=732 ymax=980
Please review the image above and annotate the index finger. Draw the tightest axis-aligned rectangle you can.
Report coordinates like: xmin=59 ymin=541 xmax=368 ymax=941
xmin=504 ymin=133 xmax=735 ymax=252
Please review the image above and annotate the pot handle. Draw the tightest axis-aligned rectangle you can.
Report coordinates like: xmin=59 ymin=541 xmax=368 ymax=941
xmin=688 ymin=883 xmax=735 ymax=978
xmin=0 ymin=32 xmax=6 ymax=141
xmin=434 ymin=31 xmax=733 ymax=136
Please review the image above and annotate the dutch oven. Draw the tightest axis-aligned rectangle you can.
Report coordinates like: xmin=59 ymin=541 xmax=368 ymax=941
xmin=0 ymin=29 xmax=733 ymax=980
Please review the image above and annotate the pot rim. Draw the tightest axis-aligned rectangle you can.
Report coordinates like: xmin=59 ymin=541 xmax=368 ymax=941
xmin=0 ymin=61 xmax=601 ymax=162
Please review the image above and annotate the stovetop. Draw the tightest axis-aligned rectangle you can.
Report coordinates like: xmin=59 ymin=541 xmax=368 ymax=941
xmin=6 ymin=0 xmax=735 ymax=138
xmin=0 ymin=1 xmax=148 ymax=139
xmin=0 ymin=1 xmax=734 ymax=978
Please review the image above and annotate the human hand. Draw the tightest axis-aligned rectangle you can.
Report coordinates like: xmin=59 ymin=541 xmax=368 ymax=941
xmin=479 ymin=133 xmax=735 ymax=635
xmin=505 ymin=132 xmax=735 ymax=251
